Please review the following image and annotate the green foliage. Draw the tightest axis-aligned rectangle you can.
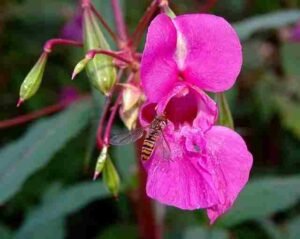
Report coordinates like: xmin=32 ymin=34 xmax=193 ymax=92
xmin=216 ymin=93 xmax=234 ymax=129
xmin=281 ymin=43 xmax=300 ymax=76
xmin=183 ymin=227 xmax=229 ymax=239
xmin=276 ymin=94 xmax=300 ymax=138
xmin=234 ymin=10 xmax=300 ymax=40
xmin=286 ymin=216 xmax=300 ymax=239
xmin=219 ymin=176 xmax=300 ymax=226
xmin=0 ymin=225 xmax=13 ymax=239
xmin=98 ymin=224 xmax=138 ymax=239
xmin=0 ymin=99 xmax=93 ymax=203
xmin=15 ymin=181 xmax=110 ymax=239
xmin=113 ymin=144 xmax=136 ymax=187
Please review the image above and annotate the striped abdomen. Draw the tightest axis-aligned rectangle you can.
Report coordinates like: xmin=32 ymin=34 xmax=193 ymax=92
xmin=140 ymin=116 xmax=167 ymax=161
xmin=141 ymin=130 xmax=160 ymax=161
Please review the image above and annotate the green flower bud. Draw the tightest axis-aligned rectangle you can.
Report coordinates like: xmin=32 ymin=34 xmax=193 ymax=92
xmin=103 ymin=155 xmax=120 ymax=197
xmin=72 ymin=57 xmax=91 ymax=80
xmin=216 ymin=93 xmax=234 ymax=129
xmin=18 ymin=53 xmax=48 ymax=106
xmin=93 ymin=146 xmax=108 ymax=180
xmin=83 ymin=8 xmax=116 ymax=95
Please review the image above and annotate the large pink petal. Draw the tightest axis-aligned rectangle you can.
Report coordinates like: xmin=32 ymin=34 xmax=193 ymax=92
xmin=141 ymin=14 xmax=178 ymax=102
xmin=204 ymin=126 xmax=253 ymax=223
xmin=174 ymin=14 xmax=242 ymax=92
xmin=144 ymin=126 xmax=219 ymax=209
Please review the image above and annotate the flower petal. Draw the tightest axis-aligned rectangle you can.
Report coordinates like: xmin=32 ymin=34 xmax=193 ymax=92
xmin=144 ymin=126 xmax=219 ymax=210
xmin=204 ymin=126 xmax=253 ymax=223
xmin=173 ymin=14 xmax=242 ymax=92
xmin=155 ymin=83 xmax=217 ymax=131
xmin=141 ymin=14 xmax=178 ymax=102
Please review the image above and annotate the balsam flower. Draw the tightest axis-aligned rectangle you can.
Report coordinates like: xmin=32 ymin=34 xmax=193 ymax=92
xmin=141 ymin=13 xmax=242 ymax=102
xmin=139 ymin=13 xmax=252 ymax=223
xmin=139 ymin=84 xmax=253 ymax=223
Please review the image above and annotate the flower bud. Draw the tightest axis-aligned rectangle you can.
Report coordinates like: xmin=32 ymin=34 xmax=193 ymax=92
xmin=119 ymin=83 xmax=144 ymax=130
xmin=93 ymin=146 xmax=108 ymax=180
xmin=216 ymin=93 xmax=234 ymax=129
xmin=103 ymin=155 xmax=120 ymax=197
xmin=83 ymin=7 xmax=116 ymax=95
xmin=72 ymin=57 xmax=91 ymax=80
xmin=18 ymin=53 xmax=48 ymax=106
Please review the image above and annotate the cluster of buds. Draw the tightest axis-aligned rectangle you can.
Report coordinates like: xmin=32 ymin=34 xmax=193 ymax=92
xmin=17 ymin=0 xmax=149 ymax=196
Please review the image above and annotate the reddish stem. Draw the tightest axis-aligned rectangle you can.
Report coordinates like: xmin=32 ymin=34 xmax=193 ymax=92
xmin=96 ymin=70 xmax=124 ymax=148
xmin=43 ymin=39 xmax=82 ymax=53
xmin=103 ymin=93 xmax=122 ymax=146
xmin=1 ymin=103 xmax=66 ymax=129
xmin=199 ymin=0 xmax=218 ymax=12
xmin=96 ymin=97 xmax=112 ymax=148
xmin=86 ymin=49 xmax=132 ymax=65
xmin=111 ymin=0 xmax=128 ymax=43
xmin=90 ymin=4 xmax=119 ymax=43
xmin=131 ymin=0 xmax=159 ymax=48
xmin=135 ymin=139 xmax=162 ymax=239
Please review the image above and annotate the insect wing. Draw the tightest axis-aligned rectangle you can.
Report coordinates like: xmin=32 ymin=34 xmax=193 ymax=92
xmin=110 ymin=127 xmax=145 ymax=145
xmin=151 ymin=132 xmax=171 ymax=161
xmin=160 ymin=132 xmax=171 ymax=161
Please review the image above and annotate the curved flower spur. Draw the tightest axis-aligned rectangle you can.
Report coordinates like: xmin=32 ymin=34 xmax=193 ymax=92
xmin=139 ymin=13 xmax=253 ymax=223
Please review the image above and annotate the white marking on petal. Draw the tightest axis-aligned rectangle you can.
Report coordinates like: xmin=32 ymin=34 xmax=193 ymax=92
xmin=173 ymin=21 xmax=187 ymax=71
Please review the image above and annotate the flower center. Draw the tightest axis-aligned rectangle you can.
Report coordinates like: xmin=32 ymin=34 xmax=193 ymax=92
xmin=165 ymin=87 xmax=198 ymax=128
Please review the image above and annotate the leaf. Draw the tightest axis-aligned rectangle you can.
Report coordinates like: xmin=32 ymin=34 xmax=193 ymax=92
xmin=0 ymin=99 xmax=93 ymax=203
xmin=281 ymin=43 xmax=300 ymax=77
xmin=234 ymin=10 xmax=300 ymax=41
xmin=97 ymin=224 xmax=138 ymax=239
xmin=257 ymin=219 xmax=283 ymax=239
xmin=218 ymin=176 xmax=300 ymax=227
xmin=15 ymin=183 xmax=66 ymax=239
xmin=216 ymin=93 xmax=234 ymax=129
xmin=183 ymin=227 xmax=229 ymax=239
xmin=287 ymin=216 xmax=300 ymax=239
xmin=113 ymin=143 xmax=137 ymax=187
xmin=21 ymin=219 xmax=66 ymax=239
xmin=275 ymin=94 xmax=300 ymax=138
xmin=0 ymin=225 xmax=13 ymax=239
xmin=15 ymin=181 xmax=110 ymax=238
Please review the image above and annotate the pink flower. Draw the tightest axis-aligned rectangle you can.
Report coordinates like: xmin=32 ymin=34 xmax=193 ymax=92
xmin=139 ymin=84 xmax=253 ymax=223
xmin=139 ymin=13 xmax=252 ymax=223
xmin=141 ymin=13 xmax=242 ymax=102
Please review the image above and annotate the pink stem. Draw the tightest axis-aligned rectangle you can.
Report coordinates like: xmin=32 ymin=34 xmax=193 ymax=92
xmin=96 ymin=70 xmax=124 ymax=148
xmin=131 ymin=0 xmax=159 ymax=48
xmin=198 ymin=0 xmax=218 ymax=12
xmin=103 ymin=94 xmax=122 ymax=146
xmin=135 ymin=139 xmax=162 ymax=239
xmin=111 ymin=0 xmax=128 ymax=42
xmin=1 ymin=96 xmax=88 ymax=129
xmin=81 ymin=0 xmax=90 ymax=8
xmin=96 ymin=97 xmax=112 ymax=148
xmin=90 ymin=4 xmax=119 ymax=43
xmin=86 ymin=49 xmax=133 ymax=65
xmin=43 ymin=39 xmax=82 ymax=53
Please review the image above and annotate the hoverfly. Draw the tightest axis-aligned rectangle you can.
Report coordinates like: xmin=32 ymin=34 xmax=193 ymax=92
xmin=110 ymin=114 xmax=170 ymax=161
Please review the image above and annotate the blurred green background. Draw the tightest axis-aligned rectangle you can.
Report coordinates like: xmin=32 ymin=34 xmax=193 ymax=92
xmin=1 ymin=0 xmax=300 ymax=238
